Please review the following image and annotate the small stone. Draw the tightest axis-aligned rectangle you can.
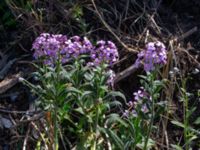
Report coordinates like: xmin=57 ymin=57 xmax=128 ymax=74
xmin=0 ymin=116 xmax=13 ymax=129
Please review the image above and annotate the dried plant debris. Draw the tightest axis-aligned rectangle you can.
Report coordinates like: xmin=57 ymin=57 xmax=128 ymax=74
xmin=0 ymin=72 xmax=23 ymax=94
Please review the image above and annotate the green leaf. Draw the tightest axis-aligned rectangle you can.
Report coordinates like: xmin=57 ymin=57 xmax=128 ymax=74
xmin=124 ymin=141 xmax=134 ymax=149
xmin=60 ymin=69 xmax=71 ymax=80
xmin=109 ymin=100 xmax=122 ymax=107
xmin=153 ymin=80 xmax=163 ymax=86
xmin=103 ymin=91 xmax=126 ymax=101
xmin=138 ymin=75 xmax=147 ymax=80
xmin=66 ymin=87 xmax=82 ymax=94
xmin=106 ymin=128 xmax=124 ymax=150
xmin=80 ymin=91 xmax=93 ymax=100
xmin=171 ymin=120 xmax=184 ymax=128
xmin=171 ymin=144 xmax=183 ymax=150
xmin=107 ymin=114 xmax=127 ymax=127
xmin=185 ymin=135 xmax=197 ymax=145
xmin=84 ymin=72 xmax=94 ymax=81
xmin=187 ymin=107 xmax=196 ymax=118
xmin=136 ymin=138 xmax=155 ymax=149
xmin=126 ymin=119 xmax=137 ymax=137
xmin=44 ymin=72 xmax=54 ymax=78
xmin=74 ymin=107 xmax=85 ymax=115
xmin=194 ymin=117 xmax=200 ymax=125
xmin=100 ymin=85 xmax=108 ymax=92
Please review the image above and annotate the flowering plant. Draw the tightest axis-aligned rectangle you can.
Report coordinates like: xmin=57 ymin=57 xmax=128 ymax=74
xmin=119 ymin=41 xmax=167 ymax=149
xmin=23 ymin=34 xmax=169 ymax=150
xmin=21 ymin=33 xmax=125 ymax=150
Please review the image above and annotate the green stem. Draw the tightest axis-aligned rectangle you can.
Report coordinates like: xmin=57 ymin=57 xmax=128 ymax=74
xmin=53 ymin=109 xmax=59 ymax=150
xmin=92 ymin=106 xmax=100 ymax=150
xmin=183 ymin=80 xmax=189 ymax=150
xmin=53 ymin=66 xmax=60 ymax=150
xmin=144 ymin=97 xmax=154 ymax=150
xmin=144 ymin=72 xmax=156 ymax=150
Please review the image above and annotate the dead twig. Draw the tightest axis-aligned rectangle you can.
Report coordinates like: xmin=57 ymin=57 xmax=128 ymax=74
xmin=137 ymin=0 xmax=162 ymax=45
xmin=0 ymin=52 xmax=9 ymax=69
xmin=91 ymin=0 xmax=138 ymax=53
xmin=22 ymin=124 xmax=31 ymax=150
xmin=0 ymin=58 xmax=18 ymax=80
xmin=114 ymin=64 xmax=140 ymax=83
xmin=0 ymin=72 xmax=23 ymax=94
xmin=11 ymin=112 xmax=45 ymax=128
xmin=0 ymin=107 xmax=41 ymax=114
xmin=0 ymin=92 xmax=20 ymax=99
xmin=0 ymin=54 xmax=29 ymax=80
xmin=176 ymin=26 xmax=198 ymax=42
xmin=31 ymin=122 xmax=49 ymax=150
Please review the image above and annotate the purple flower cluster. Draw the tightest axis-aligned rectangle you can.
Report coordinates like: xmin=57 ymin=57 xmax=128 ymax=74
xmin=123 ymin=87 xmax=150 ymax=117
xmin=134 ymin=41 xmax=167 ymax=72
xmin=32 ymin=33 xmax=119 ymax=66
xmin=32 ymin=33 xmax=94 ymax=65
xmin=32 ymin=33 xmax=67 ymax=65
xmin=60 ymin=36 xmax=93 ymax=63
xmin=90 ymin=40 xmax=119 ymax=66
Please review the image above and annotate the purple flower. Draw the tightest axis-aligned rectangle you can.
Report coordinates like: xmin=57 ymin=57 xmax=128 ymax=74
xmin=123 ymin=87 xmax=150 ymax=118
xmin=106 ymin=69 xmax=116 ymax=88
xmin=133 ymin=87 xmax=147 ymax=101
xmin=123 ymin=110 xmax=129 ymax=117
xmin=134 ymin=41 xmax=167 ymax=72
xmin=128 ymin=101 xmax=133 ymax=107
xmin=90 ymin=40 xmax=119 ymax=65
xmin=141 ymin=104 xmax=149 ymax=113
xmin=131 ymin=110 xmax=138 ymax=117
